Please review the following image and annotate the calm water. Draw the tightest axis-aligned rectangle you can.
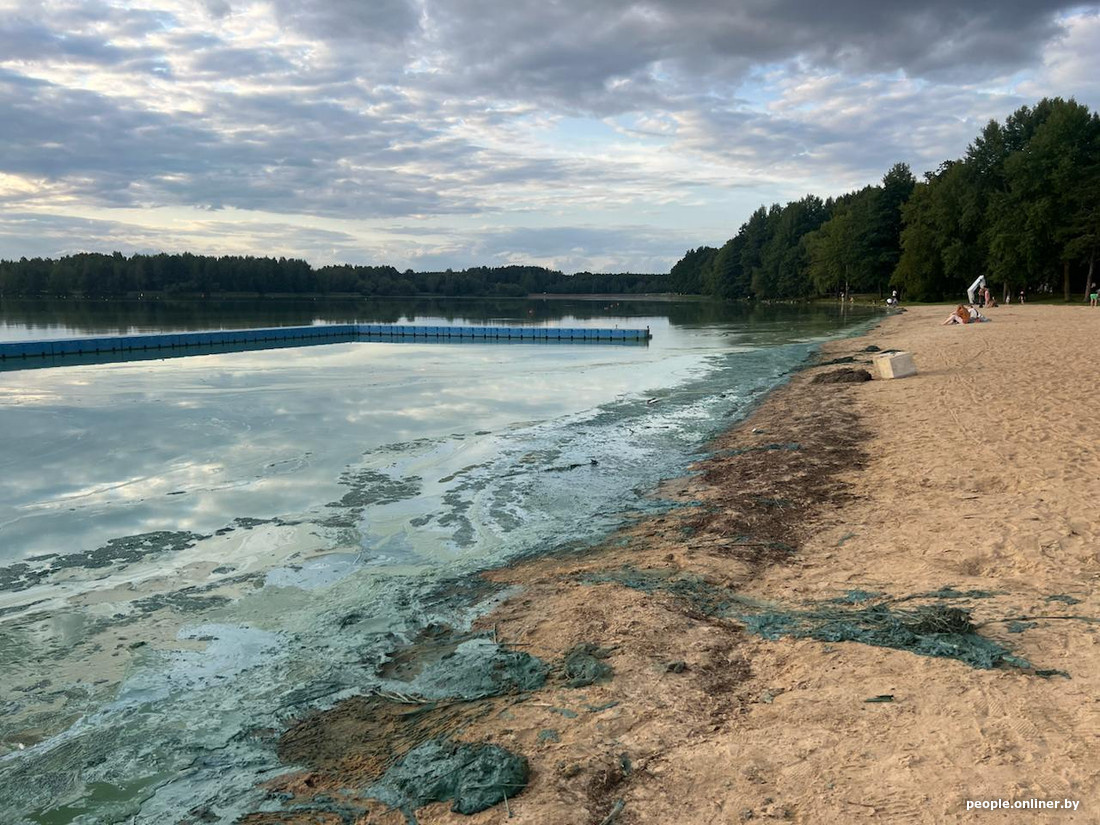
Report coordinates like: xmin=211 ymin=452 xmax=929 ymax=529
xmin=0 ymin=297 xmax=876 ymax=823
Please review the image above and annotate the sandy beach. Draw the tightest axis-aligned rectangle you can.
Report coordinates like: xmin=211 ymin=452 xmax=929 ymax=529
xmin=252 ymin=304 xmax=1100 ymax=825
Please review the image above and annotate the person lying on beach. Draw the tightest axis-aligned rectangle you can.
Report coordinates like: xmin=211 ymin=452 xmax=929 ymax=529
xmin=942 ymin=305 xmax=989 ymax=325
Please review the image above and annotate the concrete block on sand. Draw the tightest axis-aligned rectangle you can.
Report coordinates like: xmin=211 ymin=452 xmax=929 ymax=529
xmin=873 ymin=351 xmax=917 ymax=379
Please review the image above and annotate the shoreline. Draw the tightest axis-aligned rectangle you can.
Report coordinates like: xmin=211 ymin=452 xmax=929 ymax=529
xmin=246 ymin=323 xmax=880 ymax=823
xmin=248 ymin=304 xmax=1100 ymax=824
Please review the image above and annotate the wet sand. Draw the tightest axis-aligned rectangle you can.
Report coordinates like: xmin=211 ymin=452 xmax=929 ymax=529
xmin=252 ymin=304 xmax=1100 ymax=824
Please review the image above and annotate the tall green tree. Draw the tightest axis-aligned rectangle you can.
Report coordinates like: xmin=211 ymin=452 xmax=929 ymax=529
xmin=805 ymin=205 xmax=860 ymax=296
xmin=669 ymin=246 xmax=716 ymax=294
xmin=985 ymin=98 xmax=1100 ymax=299
xmin=753 ymin=195 xmax=827 ymax=299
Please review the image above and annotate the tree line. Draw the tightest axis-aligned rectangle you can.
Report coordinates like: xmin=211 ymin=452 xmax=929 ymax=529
xmin=4 ymin=98 xmax=1097 ymax=304
xmin=0 ymin=294 xmax=829 ymax=335
xmin=672 ymin=97 xmax=1100 ymax=302
xmin=0 ymin=254 xmax=667 ymax=298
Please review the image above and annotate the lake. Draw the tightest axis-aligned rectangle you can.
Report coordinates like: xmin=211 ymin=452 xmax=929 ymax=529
xmin=0 ymin=296 xmax=876 ymax=823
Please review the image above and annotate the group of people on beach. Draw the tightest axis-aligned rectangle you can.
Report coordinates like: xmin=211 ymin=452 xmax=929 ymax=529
xmin=967 ymin=275 xmax=997 ymax=307
xmin=943 ymin=276 xmax=993 ymax=325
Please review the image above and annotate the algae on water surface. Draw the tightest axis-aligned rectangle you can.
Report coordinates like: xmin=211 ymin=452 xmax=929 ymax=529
xmin=0 ymin=303 xmax=882 ymax=824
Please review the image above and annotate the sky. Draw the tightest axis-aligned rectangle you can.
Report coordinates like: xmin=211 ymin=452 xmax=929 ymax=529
xmin=2 ymin=1 xmax=1100 ymax=273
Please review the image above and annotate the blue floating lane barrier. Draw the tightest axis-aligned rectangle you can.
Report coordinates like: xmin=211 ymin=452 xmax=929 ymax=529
xmin=0 ymin=323 xmax=651 ymax=371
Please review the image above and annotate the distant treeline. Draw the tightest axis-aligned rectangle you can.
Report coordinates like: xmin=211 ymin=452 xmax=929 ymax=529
xmin=0 ymin=256 xmax=667 ymax=298
xmin=0 ymin=295 xmax=846 ymax=336
xmin=6 ymin=98 xmax=1097 ymax=304
xmin=672 ymin=97 xmax=1100 ymax=302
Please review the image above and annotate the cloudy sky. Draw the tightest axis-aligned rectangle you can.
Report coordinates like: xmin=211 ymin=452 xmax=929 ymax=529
xmin=2 ymin=1 xmax=1099 ymax=273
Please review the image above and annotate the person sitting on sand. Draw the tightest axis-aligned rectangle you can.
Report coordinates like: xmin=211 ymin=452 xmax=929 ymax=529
xmin=943 ymin=305 xmax=988 ymax=325
xmin=943 ymin=305 xmax=971 ymax=325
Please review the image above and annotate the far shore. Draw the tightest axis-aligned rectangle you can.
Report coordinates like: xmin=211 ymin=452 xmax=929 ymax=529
xmin=6 ymin=291 xmax=1095 ymax=310
xmin=1 ymin=291 xmax=691 ymax=302
xmin=525 ymin=292 xmax=706 ymax=302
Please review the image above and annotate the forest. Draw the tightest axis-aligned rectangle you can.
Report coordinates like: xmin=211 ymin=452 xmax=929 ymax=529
xmin=0 ymin=255 xmax=667 ymax=299
xmin=2 ymin=98 xmax=1097 ymax=303
xmin=672 ymin=97 xmax=1100 ymax=302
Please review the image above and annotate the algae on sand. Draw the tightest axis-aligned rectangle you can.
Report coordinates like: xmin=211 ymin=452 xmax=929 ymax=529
xmin=561 ymin=643 xmax=614 ymax=688
xmin=582 ymin=568 xmax=764 ymax=618
xmin=741 ymin=603 xmax=1029 ymax=670
xmin=582 ymin=567 xmax=1030 ymax=671
xmin=368 ymin=738 xmax=529 ymax=820
xmin=385 ymin=638 xmax=549 ymax=701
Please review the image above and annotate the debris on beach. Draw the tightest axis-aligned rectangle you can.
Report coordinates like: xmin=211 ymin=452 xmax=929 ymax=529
xmin=741 ymin=602 xmax=1029 ymax=670
xmin=276 ymin=683 xmax=532 ymax=820
xmin=812 ymin=368 xmax=873 ymax=384
xmin=383 ymin=637 xmax=549 ymax=701
xmin=367 ymin=738 xmax=529 ymax=818
xmin=582 ymin=567 xmax=764 ymax=619
xmin=580 ymin=568 xmax=1030 ymax=670
xmin=905 ymin=586 xmax=1000 ymax=601
xmin=716 ymin=442 xmax=801 ymax=457
xmin=815 ymin=355 xmax=861 ymax=366
xmin=1034 ymin=669 xmax=1071 ymax=680
xmin=271 ymin=628 xmax=553 ymax=821
xmin=1045 ymin=594 xmax=1083 ymax=605
xmin=561 ymin=643 xmax=615 ymax=688
xmin=827 ymin=589 xmax=884 ymax=604
xmin=597 ymin=799 xmax=626 ymax=825
xmin=585 ymin=700 xmax=620 ymax=713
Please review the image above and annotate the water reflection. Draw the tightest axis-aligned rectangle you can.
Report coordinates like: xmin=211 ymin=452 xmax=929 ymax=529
xmin=0 ymin=332 xmax=651 ymax=374
xmin=0 ymin=298 xmax=879 ymax=823
xmin=0 ymin=295 xmax=863 ymax=340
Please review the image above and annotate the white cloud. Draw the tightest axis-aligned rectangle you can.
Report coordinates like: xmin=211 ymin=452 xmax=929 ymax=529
xmin=0 ymin=0 xmax=1096 ymax=272
xmin=1019 ymin=10 xmax=1100 ymax=102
